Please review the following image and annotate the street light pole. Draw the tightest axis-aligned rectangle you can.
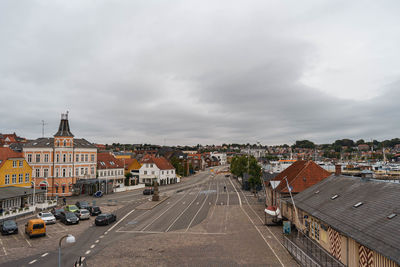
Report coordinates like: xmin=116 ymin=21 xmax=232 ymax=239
xmin=58 ymin=234 xmax=76 ymax=267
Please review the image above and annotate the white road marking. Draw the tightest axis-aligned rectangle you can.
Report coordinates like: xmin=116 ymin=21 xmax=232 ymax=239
xmin=21 ymin=231 xmax=32 ymax=247
xmin=0 ymin=239 xmax=6 ymax=256
xmin=167 ymin=202 xmax=170 ymax=204
xmin=95 ymin=240 xmax=99 ymax=243
xmin=85 ymin=250 xmax=91 ymax=255
xmin=182 ymin=202 xmax=186 ymax=204
xmin=165 ymin=185 xmax=202 ymax=232
xmin=186 ymin=181 xmax=212 ymax=232
xmin=107 ymin=208 xmax=137 ymax=232
xmin=90 ymin=244 xmax=95 ymax=249
xmin=41 ymin=252 xmax=49 ymax=257
xmin=141 ymin=189 xmax=192 ymax=232
xmin=29 ymin=259 xmax=37 ymax=264
xmin=229 ymin=177 xmax=242 ymax=206
xmin=196 ymin=202 xmax=199 ymax=205
xmin=99 ymin=235 xmax=104 ymax=239
xmin=104 ymin=232 xmax=108 ymax=235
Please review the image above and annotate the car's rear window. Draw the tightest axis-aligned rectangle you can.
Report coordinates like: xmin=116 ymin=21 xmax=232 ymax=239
xmin=81 ymin=210 xmax=89 ymax=214
xmin=33 ymin=223 xmax=44 ymax=229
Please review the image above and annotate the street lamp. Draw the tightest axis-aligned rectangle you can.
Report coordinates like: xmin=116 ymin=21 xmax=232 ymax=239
xmin=59 ymin=234 xmax=76 ymax=267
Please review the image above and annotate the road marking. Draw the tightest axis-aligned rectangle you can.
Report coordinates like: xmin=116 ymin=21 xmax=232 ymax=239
xmin=141 ymin=189 xmax=192 ymax=232
xmin=21 ymin=231 xmax=32 ymax=247
xmin=95 ymin=240 xmax=99 ymax=243
xmin=0 ymin=239 xmax=6 ymax=256
xmin=186 ymin=181 xmax=212 ymax=232
xmin=107 ymin=208 xmax=137 ymax=232
xmin=182 ymin=202 xmax=186 ymax=204
xmin=90 ymin=244 xmax=95 ymax=249
xmin=29 ymin=259 xmax=37 ymax=264
xmin=229 ymin=177 xmax=242 ymax=206
xmin=167 ymin=202 xmax=170 ymax=204
xmin=165 ymin=185 xmax=202 ymax=232
xmin=41 ymin=252 xmax=49 ymax=257
xmin=99 ymin=235 xmax=104 ymax=239
xmin=196 ymin=202 xmax=199 ymax=205
xmin=104 ymin=232 xmax=108 ymax=235
xmin=85 ymin=250 xmax=91 ymax=255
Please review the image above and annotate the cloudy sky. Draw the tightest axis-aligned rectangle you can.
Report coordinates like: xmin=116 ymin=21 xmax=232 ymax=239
xmin=1 ymin=0 xmax=400 ymax=146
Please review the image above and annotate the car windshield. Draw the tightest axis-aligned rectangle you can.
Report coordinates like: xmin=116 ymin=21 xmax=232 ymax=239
xmin=3 ymin=220 xmax=16 ymax=227
xmin=69 ymin=205 xmax=78 ymax=210
xmin=55 ymin=209 xmax=64 ymax=213
xmin=66 ymin=213 xmax=77 ymax=219
xmin=97 ymin=214 xmax=107 ymax=218
xmin=42 ymin=213 xmax=53 ymax=217
xmin=81 ymin=210 xmax=89 ymax=214
xmin=93 ymin=207 xmax=100 ymax=211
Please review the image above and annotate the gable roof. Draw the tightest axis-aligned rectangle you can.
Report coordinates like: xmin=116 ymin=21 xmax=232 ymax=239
xmin=293 ymin=175 xmax=400 ymax=264
xmin=141 ymin=156 xmax=175 ymax=170
xmin=271 ymin=160 xmax=331 ymax=193
xmin=0 ymin=147 xmax=24 ymax=168
xmin=97 ymin=152 xmax=124 ymax=169
xmin=123 ymin=158 xmax=142 ymax=170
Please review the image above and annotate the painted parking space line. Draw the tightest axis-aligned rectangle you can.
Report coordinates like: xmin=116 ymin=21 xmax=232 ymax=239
xmin=0 ymin=239 xmax=7 ymax=256
xmin=29 ymin=259 xmax=37 ymax=264
xmin=95 ymin=240 xmax=99 ymax=243
xmin=90 ymin=244 xmax=95 ymax=249
xmin=85 ymin=250 xmax=91 ymax=255
xmin=41 ymin=252 xmax=49 ymax=257
xmin=20 ymin=231 xmax=32 ymax=247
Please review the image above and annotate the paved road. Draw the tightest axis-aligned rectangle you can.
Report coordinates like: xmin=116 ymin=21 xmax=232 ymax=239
xmin=2 ymin=167 xmax=297 ymax=266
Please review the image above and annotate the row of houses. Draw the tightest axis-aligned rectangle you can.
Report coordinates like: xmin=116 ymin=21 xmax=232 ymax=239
xmin=264 ymin=160 xmax=400 ymax=267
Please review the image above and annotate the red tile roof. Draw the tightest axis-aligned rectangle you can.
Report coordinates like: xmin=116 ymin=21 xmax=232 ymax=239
xmin=272 ymin=160 xmax=331 ymax=193
xmin=97 ymin=152 xmax=124 ymax=169
xmin=141 ymin=156 xmax=175 ymax=170
xmin=0 ymin=147 xmax=23 ymax=168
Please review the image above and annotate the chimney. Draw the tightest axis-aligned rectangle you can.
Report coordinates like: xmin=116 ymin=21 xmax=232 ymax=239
xmin=335 ymin=164 xmax=341 ymax=176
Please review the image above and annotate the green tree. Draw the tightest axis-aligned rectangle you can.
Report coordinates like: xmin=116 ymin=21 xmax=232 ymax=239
xmin=125 ymin=172 xmax=133 ymax=186
xmin=293 ymin=140 xmax=315 ymax=149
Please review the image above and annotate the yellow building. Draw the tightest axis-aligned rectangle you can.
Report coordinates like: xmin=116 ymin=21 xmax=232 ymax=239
xmin=0 ymin=147 xmax=32 ymax=188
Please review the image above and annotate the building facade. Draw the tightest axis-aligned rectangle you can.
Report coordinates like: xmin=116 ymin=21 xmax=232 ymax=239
xmin=23 ymin=113 xmax=97 ymax=196
xmin=0 ymin=147 xmax=32 ymax=188
xmin=139 ymin=156 xmax=178 ymax=185
xmin=97 ymin=152 xmax=125 ymax=194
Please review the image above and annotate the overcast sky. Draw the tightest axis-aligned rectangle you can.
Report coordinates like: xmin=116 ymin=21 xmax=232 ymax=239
xmin=1 ymin=0 xmax=400 ymax=146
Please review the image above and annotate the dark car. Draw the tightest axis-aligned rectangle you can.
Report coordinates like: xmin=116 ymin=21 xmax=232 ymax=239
xmin=87 ymin=206 xmax=102 ymax=216
xmin=143 ymin=187 xmax=154 ymax=195
xmin=51 ymin=208 xmax=65 ymax=220
xmin=1 ymin=220 xmax=18 ymax=235
xmin=60 ymin=211 xmax=80 ymax=225
xmin=95 ymin=213 xmax=116 ymax=226
xmin=75 ymin=201 xmax=90 ymax=209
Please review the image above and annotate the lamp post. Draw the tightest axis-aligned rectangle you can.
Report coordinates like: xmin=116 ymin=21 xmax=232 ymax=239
xmin=58 ymin=234 xmax=75 ymax=267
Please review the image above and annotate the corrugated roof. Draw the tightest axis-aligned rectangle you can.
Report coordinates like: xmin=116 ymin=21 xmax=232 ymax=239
xmin=293 ymin=175 xmax=400 ymax=264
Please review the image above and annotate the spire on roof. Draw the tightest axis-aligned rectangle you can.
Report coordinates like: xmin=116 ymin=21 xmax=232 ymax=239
xmin=54 ymin=112 xmax=74 ymax=137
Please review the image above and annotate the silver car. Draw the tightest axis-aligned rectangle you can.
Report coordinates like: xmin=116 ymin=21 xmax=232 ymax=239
xmin=75 ymin=209 xmax=90 ymax=220
xmin=37 ymin=212 xmax=56 ymax=224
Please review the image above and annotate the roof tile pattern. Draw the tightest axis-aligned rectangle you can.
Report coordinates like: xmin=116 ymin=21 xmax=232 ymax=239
xmin=97 ymin=153 xmax=124 ymax=169
xmin=272 ymin=160 xmax=331 ymax=193
xmin=0 ymin=147 xmax=23 ymax=168
xmin=141 ymin=156 xmax=175 ymax=170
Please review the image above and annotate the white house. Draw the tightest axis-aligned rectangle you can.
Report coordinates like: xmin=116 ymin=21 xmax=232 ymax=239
xmin=97 ymin=152 xmax=125 ymax=194
xmin=139 ymin=156 xmax=178 ymax=185
xmin=210 ymin=152 xmax=227 ymax=165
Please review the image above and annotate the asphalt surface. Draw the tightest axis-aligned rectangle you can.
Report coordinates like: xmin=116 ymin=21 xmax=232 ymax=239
xmin=1 ymin=167 xmax=297 ymax=267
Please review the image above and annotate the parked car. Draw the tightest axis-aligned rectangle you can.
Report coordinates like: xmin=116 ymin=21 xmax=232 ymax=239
xmin=1 ymin=220 xmax=18 ymax=235
xmin=143 ymin=187 xmax=154 ymax=195
xmin=75 ymin=209 xmax=90 ymax=220
xmin=87 ymin=206 xmax=102 ymax=216
xmin=95 ymin=213 xmax=116 ymax=226
xmin=51 ymin=208 xmax=65 ymax=220
xmin=94 ymin=191 xmax=103 ymax=198
xmin=65 ymin=204 xmax=79 ymax=213
xmin=75 ymin=201 xmax=90 ymax=209
xmin=60 ymin=211 xmax=80 ymax=225
xmin=37 ymin=212 xmax=56 ymax=225
xmin=25 ymin=219 xmax=46 ymax=238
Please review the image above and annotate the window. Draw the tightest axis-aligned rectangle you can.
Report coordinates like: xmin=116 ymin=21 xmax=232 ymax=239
xmin=62 ymin=169 xmax=66 ymax=177
xmin=44 ymin=154 xmax=49 ymax=162
xmin=85 ymin=154 xmax=88 ymax=162
xmin=76 ymin=154 xmax=79 ymax=162
xmin=81 ymin=155 xmax=84 ymax=161
xmin=12 ymin=174 xmax=16 ymax=184
xmin=91 ymin=167 xmax=94 ymax=174
xmin=85 ymin=168 xmax=88 ymax=174
xmin=55 ymin=185 xmax=58 ymax=193
xmin=151 ymin=171 xmax=154 ymax=175
xmin=311 ymin=219 xmax=320 ymax=241
xmin=63 ymin=140 xmax=66 ymax=147
xmin=56 ymin=140 xmax=60 ymax=147
xmin=167 ymin=171 xmax=169 ymax=174
xmin=56 ymin=154 xmax=59 ymax=163
xmin=5 ymin=175 xmax=9 ymax=184
xmin=35 ymin=169 xmax=40 ymax=177
xmin=44 ymin=168 xmax=48 ymax=178
xmin=91 ymin=154 xmax=95 ymax=162
xmin=144 ymin=171 xmax=147 ymax=175
xmin=13 ymin=160 xmax=17 ymax=167
xmin=69 ymin=168 xmax=72 ymax=177
xmin=56 ymin=168 xmax=59 ymax=177
xmin=162 ymin=171 xmax=164 ymax=175
xmin=63 ymin=154 xmax=66 ymax=162
xmin=150 ymin=164 xmax=153 ymax=168
xmin=75 ymin=168 xmax=79 ymax=176
xmin=25 ymin=173 xmax=29 ymax=182
xmin=36 ymin=154 xmax=40 ymax=163
xmin=27 ymin=154 xmax=32 ymax=163
xmin=19 ymin=160 xmax=23 ymax=167
xmin=62 ymin=185 xmax=65 ymax=193
xmin=19 ymin=174 xmax=23 ymax=183
xmin=81 ymin=168 xmax=84 ymax=175
xmin=69 ymin=154 xmax=72 ymax=162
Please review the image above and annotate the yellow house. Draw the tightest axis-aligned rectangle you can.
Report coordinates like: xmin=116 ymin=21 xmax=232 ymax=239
xmin=123 ymin=158 xmax=142 ymax=174
xmin=0 ymin=147 xmax=32 ymax=188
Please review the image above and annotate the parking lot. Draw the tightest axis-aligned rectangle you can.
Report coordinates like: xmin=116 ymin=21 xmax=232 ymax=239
xmin=0 ymin=203 xmax=121 ymax=264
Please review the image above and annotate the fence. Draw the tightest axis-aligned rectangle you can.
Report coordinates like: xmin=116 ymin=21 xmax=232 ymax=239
xmin=283 ymin=235 xmax=321 ymax=267
xmin=283 ymin=231 xmax=345 ymax=267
